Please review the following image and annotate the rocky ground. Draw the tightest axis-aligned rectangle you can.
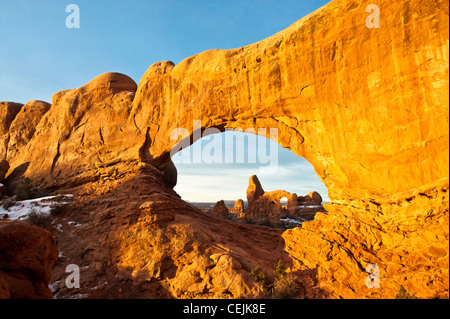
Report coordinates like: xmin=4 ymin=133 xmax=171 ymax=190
xmin=1 ymin=165 xmax=328 ymax=299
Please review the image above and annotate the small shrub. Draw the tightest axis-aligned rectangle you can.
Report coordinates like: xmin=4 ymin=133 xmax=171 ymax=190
xmin=395 ymin=285 xmax=418 ymax=299
xmin=26 ymin=207 xmax=49 ymax=228
xmin=274 ymin=260 xmax=286 ymax=281
xmin=1 ymin=197 xmax=16 ymax=210
xmin=16 ymin=177 xmax=35 ymax=201
xmin=52 ymin=195 xmax=68 ymax=203
xmin=250 ymin=266 xmax=268 ymax=287
xmin=258 ymin=220 xmax=275 ymax=228
xmin=50 ymin=205 xmax=64 ymax=216
xmin=271 ymin=273 xmax=298 ymax=299
xmin=244 ymin=218 xmax=255 ymax=225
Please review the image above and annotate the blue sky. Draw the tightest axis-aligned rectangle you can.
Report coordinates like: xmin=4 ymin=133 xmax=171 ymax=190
xmin=174 ymin=131 xmax=330 ymax=202
xmin=0 ymin=0 xmax=330 ymax=202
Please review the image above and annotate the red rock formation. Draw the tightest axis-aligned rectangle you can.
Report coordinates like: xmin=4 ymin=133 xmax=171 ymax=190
xmin=129 ymin=0 xmax=449 ymax=208
xmin=0 ymin=220 xmax=58 ymax=299
xmin=6 ymin=100 xmax=51 ymax=162
xmin=246 ymin=175 xmax=265 ymax=205
xmin=0 ymin=102 xmax=23 ymax=161
xmin=47 ymin=165 xmax=310 ymax=299
xmin=210 ymin=200 xmax=230 ymax=219
xmin=0 ymin=0 xmax=447 ymax=299
xmin=230 ymin=199 xmax=244 ymax=214
xmin=243 ymin=177 xmax=323 ymax=226
xmin=299 ymin=191 xmax=322 ymax=206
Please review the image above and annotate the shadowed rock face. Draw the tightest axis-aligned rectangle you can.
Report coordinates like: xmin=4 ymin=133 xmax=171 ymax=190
xmin=0 ymin=160 xmax=9 ymax=184
xmin=0 ymin=220 xmax=58 ymax=299
xmin=211 ymin=200 xmax=230 ymax=219
xmin=0 ymin=0 xmax=448 ymax=299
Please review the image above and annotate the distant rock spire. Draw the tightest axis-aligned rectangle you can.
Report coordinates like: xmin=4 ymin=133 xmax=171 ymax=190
xmin=246 ymin=175 xmax=265 ymax=205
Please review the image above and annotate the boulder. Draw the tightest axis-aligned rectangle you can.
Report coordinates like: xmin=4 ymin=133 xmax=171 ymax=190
xmin=0 ymin=220 xmax=58 ymax=298
xmin=300 ymin=191 xmax=323 ymax=206
xmin=162 ymin=160 xmax=178 ymax=189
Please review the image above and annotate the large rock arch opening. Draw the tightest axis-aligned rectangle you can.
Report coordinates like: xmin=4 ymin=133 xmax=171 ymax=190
xmin=171 ymin=130 xmax=328 ymax=200
xmin=170 ymin=129 xmax=329 ymax=227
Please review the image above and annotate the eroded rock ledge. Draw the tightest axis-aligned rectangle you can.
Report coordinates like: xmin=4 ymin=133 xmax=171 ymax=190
xmin=0 ymin=0 xmax=448 ymax=299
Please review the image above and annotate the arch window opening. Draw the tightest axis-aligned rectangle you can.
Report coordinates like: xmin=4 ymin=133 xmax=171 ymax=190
xmin=172 ymin=130 xmax=329 ymax=229
xmin=280 ymin=197 xmax=288 ymax=209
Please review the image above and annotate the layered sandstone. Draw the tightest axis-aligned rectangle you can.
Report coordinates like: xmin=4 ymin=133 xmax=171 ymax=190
xmin=0 ymin=0 xmax=448 ymax=299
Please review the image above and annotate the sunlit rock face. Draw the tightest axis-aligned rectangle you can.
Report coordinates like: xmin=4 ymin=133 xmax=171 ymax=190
xmin=1 ymin=0 xmax=448 ymax=299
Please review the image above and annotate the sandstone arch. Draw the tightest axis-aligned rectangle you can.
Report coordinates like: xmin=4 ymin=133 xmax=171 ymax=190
xmin=3 ymin=0 xmax=447 ymax=210
xmin=0 ymin=0 xmax=447 ymax=299
xmin=128 ymin=0 xmax=449 ymax=209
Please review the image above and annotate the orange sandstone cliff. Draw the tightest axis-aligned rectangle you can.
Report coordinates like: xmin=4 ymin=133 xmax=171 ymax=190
xmin=0 ymin=0 xmax=448 ymax=299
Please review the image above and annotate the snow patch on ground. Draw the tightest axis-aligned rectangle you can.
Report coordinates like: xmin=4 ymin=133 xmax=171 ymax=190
xmin=0 ymin=195 xmax=73 ymax=220
xmin=298 ymin=205 xmax=323 ymax=208
xmin=68 ymin=293 xmax=89 ymax=299
xmin=280 ymin=218 xmax=303 ymax=226
xmin=89 ymin=281 xmax=108 ymax=291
